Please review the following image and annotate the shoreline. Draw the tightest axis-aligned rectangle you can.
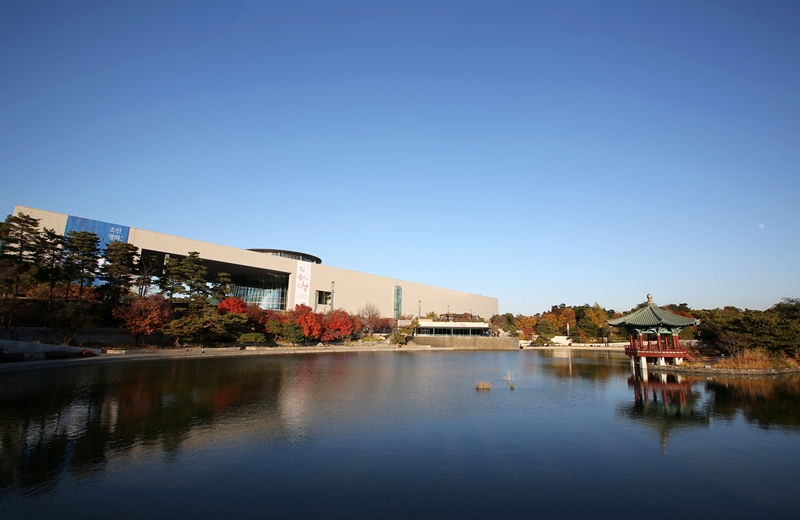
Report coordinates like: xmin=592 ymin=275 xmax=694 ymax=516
xmin=649 ymin=364 xmax=800 ymax=376
xmin=0 ymin=344 xmax=452 ymax=373
xmin=0 ymin=343 xmax=628 ymax=373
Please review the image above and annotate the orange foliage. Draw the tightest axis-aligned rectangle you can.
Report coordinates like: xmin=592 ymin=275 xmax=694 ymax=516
xmin=218 ymin=297 xmax=248 ymax=314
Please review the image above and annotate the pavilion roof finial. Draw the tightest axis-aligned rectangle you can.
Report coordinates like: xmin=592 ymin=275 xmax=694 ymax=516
xmin=647 ymin=293 xmax=653 ymax=305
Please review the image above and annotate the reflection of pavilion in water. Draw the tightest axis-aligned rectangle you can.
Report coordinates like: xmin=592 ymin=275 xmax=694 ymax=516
xmin=620 ymin=373 xmax=711 ymax=452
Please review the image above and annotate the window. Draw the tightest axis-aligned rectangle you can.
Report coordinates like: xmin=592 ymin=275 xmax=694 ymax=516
xmin=317 ymin=291 xmax=331 ymax=305
xmin=393 ymin=286 xmax=402 ymax=319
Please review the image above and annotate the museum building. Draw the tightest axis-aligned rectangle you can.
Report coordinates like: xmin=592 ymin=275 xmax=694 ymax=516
xmin=12 ymin=205 xmax=498 ymax=320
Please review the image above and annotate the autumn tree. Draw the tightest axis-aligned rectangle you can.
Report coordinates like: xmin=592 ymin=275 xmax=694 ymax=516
xmin=358 ymin=303 xmax=383 ymax=336
xmin=293 ymin=304 xmax=323 ymax=343
xmin=113 ymin=294 xmax=174 ymax=347
xmin=321 ymin=309 xmax=354 ymax=343
xmin=218 ymin=297 xmax=248 ymax=314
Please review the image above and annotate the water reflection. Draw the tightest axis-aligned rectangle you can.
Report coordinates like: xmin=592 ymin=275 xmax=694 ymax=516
xmin=618 ymin=374 xmax=711 ymax=451
xmin=537 ymin=348 xmax=630 ymax=381
xmin=705 ymin=375 xmax=800 ymax=431
xmin=2 ymin=351 xmax=800 ymax=515
xmin=0 ymin=357 xmax=293 ymax=495
xmin=618 ymin=372 xmax=800 ymax=450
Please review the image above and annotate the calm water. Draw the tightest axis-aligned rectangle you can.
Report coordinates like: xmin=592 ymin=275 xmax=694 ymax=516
xmin=1 ymin=350 xmax=799 ymax=519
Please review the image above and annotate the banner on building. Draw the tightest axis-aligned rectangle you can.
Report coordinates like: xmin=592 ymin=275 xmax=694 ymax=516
xmin=293 ymin=260 xmax=312 ymax=308
xmin=65 ymin=216 xmax=130 ymax=252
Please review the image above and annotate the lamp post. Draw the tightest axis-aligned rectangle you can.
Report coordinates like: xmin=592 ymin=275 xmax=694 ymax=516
xmin=331 ymin=281 xmax=335 ymax=310
xmin=418 ymin=300 xmax=421 ymax=319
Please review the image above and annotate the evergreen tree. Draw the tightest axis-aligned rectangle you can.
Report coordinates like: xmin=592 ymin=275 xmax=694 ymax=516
xmin=64 ymin=231 xmax=101 ymax=299
xmin=99 ymin=241 xmax=140 ymax=303
xmin=210 ymin=271 xmax=233 ymax=301
xmin=1 ymin=212 xmax=41 ymax=296
xmin=33 ymin=228 xmax=65 ymax=305
xmin=157 ymin=255 xmax=185 ymax=301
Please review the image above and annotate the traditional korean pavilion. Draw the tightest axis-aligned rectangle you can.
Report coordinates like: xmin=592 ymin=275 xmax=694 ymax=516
xmin=608 ymin=294 xmax=700 ymax=369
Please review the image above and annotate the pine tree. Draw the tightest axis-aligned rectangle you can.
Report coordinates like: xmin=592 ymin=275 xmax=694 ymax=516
xmin=99 ymin=241 xmax=140 ymax=303
xmin=33 ymin=228 xmax=65 ymax=305
xmin=64 ymin=231 xmax=100 ymax=299
xmin=1 ymin=212 xmax=41 ymax=296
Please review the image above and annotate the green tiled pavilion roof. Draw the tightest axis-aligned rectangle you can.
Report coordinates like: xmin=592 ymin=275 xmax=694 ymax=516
xmin=608 ymin=295 xmax=699 ymax=328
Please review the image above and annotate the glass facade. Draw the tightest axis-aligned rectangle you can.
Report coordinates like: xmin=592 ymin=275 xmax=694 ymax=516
xmin=232 ymin=272 xmax=289 ymax=310
xmin=416 ymin=327 xmax=489 ymax=336
xmin=393 ymin=286 xmax=402 ymax=319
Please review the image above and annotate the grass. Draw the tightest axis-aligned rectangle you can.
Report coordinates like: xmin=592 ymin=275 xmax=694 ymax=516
xmin=714 ymin=348 xmax=798 ymax=370
xmin=476 ymin=381 xmax=491 ymax=390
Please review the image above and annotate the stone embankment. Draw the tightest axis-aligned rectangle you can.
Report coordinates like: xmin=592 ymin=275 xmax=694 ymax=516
xmin=650 ymin=364 xmax=800 ymax=376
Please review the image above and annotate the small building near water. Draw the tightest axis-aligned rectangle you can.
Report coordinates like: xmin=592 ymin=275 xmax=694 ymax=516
xmin=608 ymin=294 xmax=700 ymax=372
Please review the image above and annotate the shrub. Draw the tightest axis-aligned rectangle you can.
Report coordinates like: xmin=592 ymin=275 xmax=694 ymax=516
xmin=237 ymin=332 xmax=267 ymax=343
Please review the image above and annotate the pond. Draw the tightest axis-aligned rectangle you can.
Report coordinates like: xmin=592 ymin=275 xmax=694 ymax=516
xmin=1 ymin=350 xmax=799 ymax=519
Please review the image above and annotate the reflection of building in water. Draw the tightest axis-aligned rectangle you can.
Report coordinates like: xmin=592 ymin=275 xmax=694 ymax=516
xmin=609 ymin=294 xmax=699 ymax=376
xmin=620 ymin=374 xmax=710 ymax=452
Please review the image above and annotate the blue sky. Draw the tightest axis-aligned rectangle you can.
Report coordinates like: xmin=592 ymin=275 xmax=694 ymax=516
xmin=2 ymin=0 xmax=798 ymax=315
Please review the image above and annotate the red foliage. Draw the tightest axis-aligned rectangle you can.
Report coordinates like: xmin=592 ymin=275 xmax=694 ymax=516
xmin=321 ymin=310 xmax=355 ymax=342
xmin=112 ymin=294 xmax=173 ymax=346
xmin=377 ymin=317 xmax=395 ymax=332
xmin=263 ymin=309 xmax=288 ymax=325
xmin=351 ymin=314 xmax=364 ymax=334
xmin=246 ymin=304 xmax=266 ymax=332
xmin=294 ymin=305 xmax=323 ymax=340
xmin=521 ymin=327 xmax=534 ymax=341
xmin=218 ymin=297 xmax=248 ymax=314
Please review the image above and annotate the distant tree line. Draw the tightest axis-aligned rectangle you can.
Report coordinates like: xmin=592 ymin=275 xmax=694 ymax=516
xmin=492 ymin=299 xmax=799 ymax=358
xmin=0 ymin=212 xmax=394 ymax=347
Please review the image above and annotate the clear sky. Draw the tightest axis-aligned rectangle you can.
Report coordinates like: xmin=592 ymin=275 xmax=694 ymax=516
xmin=2 ymin=0 xmax=798 ymax=315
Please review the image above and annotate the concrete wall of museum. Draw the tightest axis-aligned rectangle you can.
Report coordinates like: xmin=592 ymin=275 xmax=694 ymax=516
xmin=15 ymin=206 xmax=499 ymax=320
xmin=418 ymin=336 xmax=520 ymax=350
xmin=308 ymin=263 xmax=498 ymax=320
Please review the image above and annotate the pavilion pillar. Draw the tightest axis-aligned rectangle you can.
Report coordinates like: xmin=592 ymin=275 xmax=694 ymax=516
xmin=675 ymin=357 xmax=683 ymax=366
xmin=629 ymin=335 xmax=634 ymax=349
xmin=639 ymin=356 xmax=648 ymax=378
xmin=673 ymin=335 xmax=679 ymax=349
xmin=658 ymin=356 xmax=666 ymax=366
xmin=656 ymin=334 xmax=662 ymax=349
